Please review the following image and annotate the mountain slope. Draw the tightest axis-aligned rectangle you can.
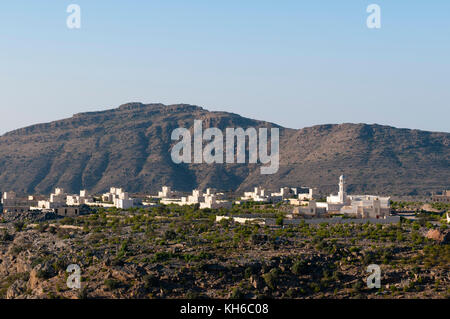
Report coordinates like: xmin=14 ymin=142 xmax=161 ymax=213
xmin=0 ymin=103 xmax=448 ymax=196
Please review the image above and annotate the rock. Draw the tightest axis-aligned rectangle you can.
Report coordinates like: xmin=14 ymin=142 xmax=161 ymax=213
xmin=2 ymin=211 xmax=60 ymax=223
xmin=28 ymin=268 xmax=40 ymax=290
xmin=249 ymin=275 xmax=263 ymax=289
xmin=111 ymin=268 xmax=136 ymax=282
xmin=425 ymin=229 xmax=449 ymax=244
xmin=27 ymin=262 xmax=56 ymax=290
xmin=201 ymin=263 xmax=227 ymax=272
xmin=6 ymin=280 xmax=26 ymax=299
xmin=128 ymin=283 xmax=147 ymax=298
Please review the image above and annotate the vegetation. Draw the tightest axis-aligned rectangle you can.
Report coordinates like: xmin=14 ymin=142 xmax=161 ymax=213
xmin=0 ymin=203 xmax=448 ymax=299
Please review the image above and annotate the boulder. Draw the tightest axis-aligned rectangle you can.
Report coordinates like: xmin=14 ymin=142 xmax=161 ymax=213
xmin=425 ymin=229 xmax=449 ymax=244
xmin=6 ymin=280 xmax=26 ymax=299
xmin=249 ymin=275 xmax=263 ymax=289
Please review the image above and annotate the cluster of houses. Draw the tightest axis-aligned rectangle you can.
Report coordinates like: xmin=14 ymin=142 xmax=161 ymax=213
xmin=323 ymin=175 xmax=391 ymax=219
xmin=216 ymin=175 xmax=396 ymax=225
xmin=0 ymin=175 xmax=407 ymax=222
xmin=432 ymin=190 xmax=450 ymax=203
xmin=157 ymin=187 xmax=231 ymax=209
xmin=0 ymin=187 xmax=143 ymax=217
xmin=237 ymin=186 xmax=311 ymax=204
xmin=1 ymin=189 xmax=83 ymax=217
xmin=154 ymin=175 xmax=392 ymax=220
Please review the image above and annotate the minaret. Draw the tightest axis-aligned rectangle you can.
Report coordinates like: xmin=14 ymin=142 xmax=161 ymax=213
xmin=338 ymin=175 xmax=346 ymax=203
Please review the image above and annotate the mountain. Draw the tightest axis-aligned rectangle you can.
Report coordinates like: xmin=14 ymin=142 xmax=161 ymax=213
xmin=0 ymin=103 xmax=448 ymax=196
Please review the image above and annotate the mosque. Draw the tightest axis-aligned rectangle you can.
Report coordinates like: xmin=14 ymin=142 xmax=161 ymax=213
xmin=321 ymin=175 xmax=391 ymax=218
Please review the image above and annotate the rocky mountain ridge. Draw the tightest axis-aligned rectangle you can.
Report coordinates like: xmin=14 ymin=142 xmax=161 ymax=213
xmin=0 ymin=102 xmax=448 ymax=195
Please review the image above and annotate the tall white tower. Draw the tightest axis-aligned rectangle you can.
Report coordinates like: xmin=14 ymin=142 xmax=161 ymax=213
xmin=338 ymin=175 xmax=346 ymax=203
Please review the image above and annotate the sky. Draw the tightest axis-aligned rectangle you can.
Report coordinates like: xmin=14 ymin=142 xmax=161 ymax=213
xmin=0 ymin=0 xmax=449 ymax=134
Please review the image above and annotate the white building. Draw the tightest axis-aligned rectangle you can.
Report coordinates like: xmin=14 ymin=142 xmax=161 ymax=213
xmin=241 ymin=187 xmax=280 ymax=203
xmin=271 ymin=187 xmax=299 ymax=200
xmin=66 ymin=190 xmax=92 ymax=206
xmin=327 ymin=175 xmax=348 ymax=204
xmin=38 ymin=188 xmax=67 ymax=209
xmin=341 ymin=195 xmax=390 ymax=218
xmin=157 ymin=186 xmax=180 ymax=199
xmin=289 ymin=187 xmax=314 ymax=205
xmin=182 ymin=189 xmax=232 ymax=209
xmin=325 ymin=175 xmax=390 ymax=218
xmin=297 ymin=187 xmax=314 ymax=201
xmin=2 ymin=191 xmax=16 ymax=202
xmin=216 ymin=215 xmax=265 ymax=226
xmin=1 ymin=191 xmax=38 ymax=213
xmin=160 ymin=188 xmax=232 ymax=209
xmin=291 ymin=200 xmax=323 ymax=217
xmin=50 ymin=187 xmax=66 ymax=204
xmin=102 ymin=187 xmax=135 ymax=209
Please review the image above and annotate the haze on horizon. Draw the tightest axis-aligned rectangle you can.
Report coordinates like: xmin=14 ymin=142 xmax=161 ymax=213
xmin=1 ymin=1 xmax=449 ymax=135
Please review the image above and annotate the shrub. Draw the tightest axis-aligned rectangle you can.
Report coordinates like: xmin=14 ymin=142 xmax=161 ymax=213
xmin=104 ymin=279 xmax=121 ymax=291
xmin=276 ymin=217 xmax=284 ymax=226
xmin=352 ymin=281 xmax=363 ymax=293
xmin=143 ymin=274 xmax=158 ymax=290
xmin=37 ymin=223 xmax=48 ymax=233
xmin=151 ymin=252 xmax=174 ymax=262
xmin=230 ymin=287 xmax=244 ymax=299
xmin=186 ymin=290 xmax=203 ymax=299
xmin=0 ymin=229 xmax=13 ymax=241
xmin=10 ymin=245 xmax=25 ymax=256
xmin=292 ymin=260 xmax=308 ymax=275
xmin=263 ymin=268 xmax=279 ymax=290
xmin=14 ymin=221 xmax=25 ymax=232
xmin=244 ymin=267 xmax=253 ymax=279
xmin=74 ymin=288 xmax=86 ymax=299
xmin=36 ymin=269 xmax=52 ymax=280
xmin=164 ymin=230 xmax=177 ymax=240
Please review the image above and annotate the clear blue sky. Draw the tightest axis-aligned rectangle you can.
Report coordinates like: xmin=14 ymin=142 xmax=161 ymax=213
xmin=1 ymin=0 xmax=449 ymax=134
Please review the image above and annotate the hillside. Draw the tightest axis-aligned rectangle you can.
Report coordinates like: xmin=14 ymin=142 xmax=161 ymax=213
xmin=0 ymin=102 xmax=448 ymax=195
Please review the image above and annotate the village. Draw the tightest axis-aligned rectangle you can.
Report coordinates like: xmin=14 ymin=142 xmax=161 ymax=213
xmin=1 ymin=175 xmax=449 ymax=226
xmin=0 ymin=176 xmax=448 ymax=300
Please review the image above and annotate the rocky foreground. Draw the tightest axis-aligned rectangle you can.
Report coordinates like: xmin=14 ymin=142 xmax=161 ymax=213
xmin=0 ymin=207 xmax=448 ymax=299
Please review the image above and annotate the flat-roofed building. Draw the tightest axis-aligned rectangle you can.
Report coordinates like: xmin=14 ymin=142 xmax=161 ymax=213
xmin=325 ymin=175 xmax=390 ymax=218
xmin=1 ymin=191 xmax=38 ymax=213
xmin=102 ymin=187 xmax=135 ymax=209
xmin=66 ymin=190 xmax=92 ymax=206
xmin=432 ymin=190 xmax=450 ymax=203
